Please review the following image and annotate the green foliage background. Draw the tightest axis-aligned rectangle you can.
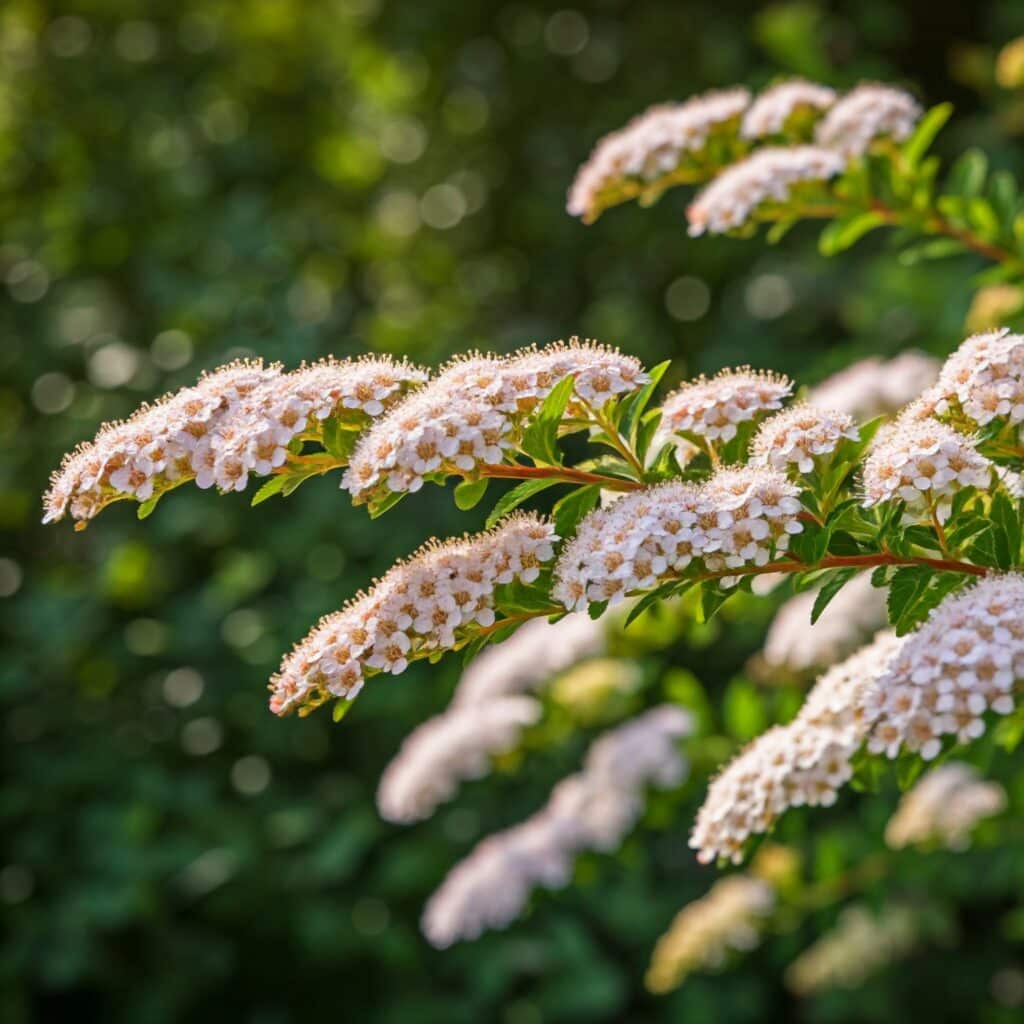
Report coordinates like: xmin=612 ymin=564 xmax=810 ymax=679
xmin=5 ymin=1 xmax=1024 ymax=1021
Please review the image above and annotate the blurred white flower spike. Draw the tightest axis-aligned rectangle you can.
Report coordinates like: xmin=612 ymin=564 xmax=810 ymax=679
xmin=741 ymin=80 xmax=837 ymax=139
xmin=645 ymin=875 xmax=776 ymax=993
xmin=885 ymin=761 xmax=1006 ymax=850
xmin=421 ymin=706 xmax=691 ymax=947
xmin=568 ymin=88 xmax=751 ymax=222
xmin=814 ymin=83 xmax=922 ymax=157
xmin=452 ymin=612 xmax=607 ymax=706
xmin=686 ymin=147 xmax=846 ymax=237
xmin=376 ymin=696 xmax=542 ymax=824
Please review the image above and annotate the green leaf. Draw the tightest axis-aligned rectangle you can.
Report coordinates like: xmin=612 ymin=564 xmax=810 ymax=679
xmin=765 ymin=218 xmax=797 ymax=244
xmin=251 ymin=475 xmax=288 ymax=506
xmin=989 ymin=170 xmax=1019 ymax=228
xmin=484 ymin=477 xmax=564 ymax=529
xmin=818 ymin=211 xmax=888 ymax=256
xmin=368 ymin=490 xmax=407 ymax=519
xmin=722 ymin=679 xmax=766 ymax=742
xmin=897 ymin=238 xmax=966 ymax=265
xmin=332 ymin=700 xmax=354 ymax=723
xmin=787 ymin=520 xmax=829 ymax=564
xmin=553 ymin=484 xmax=600 ymax=540
xmin=453 ymin=477 xmax=490 ymax=511
xmin=994 ymin=705 xmax=1024 ymax=753
xmin=901 ymin=102 xmax=953 ymax=168
xmin=895 ymin=754 xmax=925 ymax=791
xmin=635 ymin=410 xmax=663 ymax=465
xmin=967 ymin=197 xmax=1000 ymax=236
xmin=322 ymin=416 xmax=361 ymax=462
xmin=826 ymin=530 xmax=862 ymax=556
xmin=698 ymin=582 xmax=730 ymax=623
xmin=945 ymin=147 xmax=988 ymax=199
xmin=886 ymin=565 xmax=931 ymax=634
xmin=137 ymin=494 xmax=161 ymax=519
xmin=810 ymin=568 xmax=858 ymax=624
xmin=620 ymin=360 xmax=670 ymax=444
xmin=887 ymin=567 xmax=965 ymax=635
xmin=493 ymin=576 xmax=556 ymax=615
xmin=520 ymin=375 xmax=575 ymax=466
xmin=990 ymin=490 xmax=1021 ymax=566
xmin=624 ymin=579 xmax=693 ymax=629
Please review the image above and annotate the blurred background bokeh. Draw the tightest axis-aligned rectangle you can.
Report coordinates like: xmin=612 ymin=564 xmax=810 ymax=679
xmin=6 ymin=1 xmax=1024 ymax=1021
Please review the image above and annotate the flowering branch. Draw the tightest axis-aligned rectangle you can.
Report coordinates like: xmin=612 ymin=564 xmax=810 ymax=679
xmin=569 ymin=80 xmax=1024 ymax=281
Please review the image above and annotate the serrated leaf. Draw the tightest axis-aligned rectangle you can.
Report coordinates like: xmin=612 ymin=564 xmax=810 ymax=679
xmin=886 ymin=565 xmax=931 ymax=633
xmin=484 ymin=477 xmax=563 ymax=529
xmin=810 ymin=568 xmax=858 ymax=624
xmin=887 ymin=567 xmax=965 ymax=635
xmin=870 ymin=565 xmax=891 ymax=588
xmin=520 ymin=375 xmax=575 ymax=466
xmin=453 ymin=477 xmax=490 ymax=511
xmin=251 ymin=475 xmax=288 ymax=506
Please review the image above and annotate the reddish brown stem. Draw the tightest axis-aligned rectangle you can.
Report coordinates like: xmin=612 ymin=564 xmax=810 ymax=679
xmin=480 ymin=463 xmax=643 ymax=491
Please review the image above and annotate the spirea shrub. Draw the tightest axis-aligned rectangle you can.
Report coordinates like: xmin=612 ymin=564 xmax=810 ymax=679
xmin=43 ymin=74 xmax=1024 ymax=991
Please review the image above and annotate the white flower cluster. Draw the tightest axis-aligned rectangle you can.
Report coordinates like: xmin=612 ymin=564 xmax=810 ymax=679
xmin=762 ymin=573 xmax=887 ymax=674
xmin=269 ymin=513 xmax=558 ymax=716
xmin=885 ymin=761 xmax=1006 ymax=850
xmin=567 ymin=88 xmax=751 ymax=221
xmin=931 ymin=328 xmax=1024 ymax=426
xmin=808 ymin=351 xmax=940 ymax=419
xmin=785 ymin=905 xmax=918 ymax=995
xmin=43 ymin=360 xmax=277 ymax=524
xmin=691 ymin=632 xmax=903 ymax=864
xmin=376 ymin=696 xmax=542 ymax=824
xmin=815 ymin=83 xmax=923 ymax=157
xmin=342 ymin=340 xmax=648 ymax=505
xmin=860 ymin=411 xmax=992 ymax=510
xmin=552 ymin=468 xmax=805 ymax=611
xmin=421 ymin=706 xmax=691 ymax=948
xmin=205 ymin=357 xmax=428 ymax=492
xmin=452 ymin=611 xmax=607 ymax=706
xmin=42 ymin=356 xmax=426 ymax=524
xmin=661 ymin=368 xmax=793 ymax=443
xmin=645 ymin=875 xmax=775 ymax=994
xmin=741 ymin=79 xmax=837 ymax=139
xmin=687 ymin=146 xmax=846 ymax=236
xmin=751 ymin=403 xmax=859 ymax=474
xmin=862 ymin=574 xmax=1024 ymax=761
